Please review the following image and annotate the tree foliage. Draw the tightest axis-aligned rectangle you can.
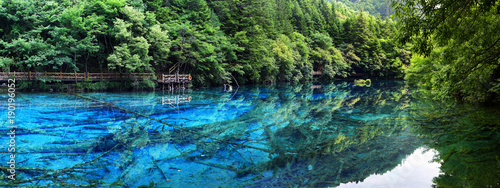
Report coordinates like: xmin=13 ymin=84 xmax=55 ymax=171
xmin=391 ymin=0 xmax=500 ymax=103
xmin=332 ymin=0 xmax=394 ymax=17
xmin=0 ymin=0 xmax=410 ymax=87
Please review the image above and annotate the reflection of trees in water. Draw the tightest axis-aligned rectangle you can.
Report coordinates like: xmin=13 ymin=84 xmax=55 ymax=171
xmin=160 ymin=81 xmax=416 ymax=187
xmin=247 ymin=81 xmax=417 ymax=187
xmin=0 ymin=81 xmax=418 ymax=187
xmin=408 ymin=92 xmax=500 ymax=188
xmin=251 ymin=133 xmax=420 ymax=187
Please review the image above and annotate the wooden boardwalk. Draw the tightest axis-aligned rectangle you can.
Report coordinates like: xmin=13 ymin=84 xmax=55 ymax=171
xmin=0 ymin=72 xmax=191 ymax=84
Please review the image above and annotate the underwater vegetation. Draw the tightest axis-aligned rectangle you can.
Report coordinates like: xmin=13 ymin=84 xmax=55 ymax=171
xmin=1 ymin=81 xmax=496 ymax=187
xmin=407 ymin=91 xmax=500 ymax=188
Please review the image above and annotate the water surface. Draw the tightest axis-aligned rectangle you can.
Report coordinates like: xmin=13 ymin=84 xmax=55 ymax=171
xmin=0 ymin=81 xmax=498 ymax=187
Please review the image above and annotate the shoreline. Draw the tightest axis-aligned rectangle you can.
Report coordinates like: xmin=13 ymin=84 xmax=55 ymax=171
xmin=0 ymin=78 xmax=405 ymax=93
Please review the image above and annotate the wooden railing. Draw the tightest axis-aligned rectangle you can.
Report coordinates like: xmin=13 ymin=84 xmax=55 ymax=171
xmin=169 ymin=62 xmax=179 ymax=74
xmin=312 ymin=71 xmax=322 ymax=76
xmin=0 ymin=95 xmax=192 ymax=109
xmin=162 ymin=95 xmax=192 ymax=105
xmin=311 ymin=85 xmax=322 ymax=89
xmin=159 ymin=74 xmax=191 ymax=83
xmin=0 ymin=72 xmax=191 ymax=83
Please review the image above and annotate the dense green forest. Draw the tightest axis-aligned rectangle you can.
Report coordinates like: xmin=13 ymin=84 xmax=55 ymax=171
xmin=2 ymin=0 xmax=496 ymax=104
xmin=0 ymin=0 xmax=409 ymax=87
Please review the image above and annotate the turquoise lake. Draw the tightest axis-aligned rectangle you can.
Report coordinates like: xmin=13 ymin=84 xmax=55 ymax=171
xmin=1 ymin=81 xmax=499 ymax=187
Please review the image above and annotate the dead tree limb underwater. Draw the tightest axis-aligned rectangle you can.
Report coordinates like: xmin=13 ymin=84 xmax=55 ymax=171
xmin=70 ymin=93 xmax=272 ymax=153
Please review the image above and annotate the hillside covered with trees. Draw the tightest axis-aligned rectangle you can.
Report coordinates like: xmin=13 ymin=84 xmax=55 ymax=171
xmin=0 ymin=0 xmax=410 ymax=87
xmin=332 ymin=0 xmax=394 ymax=17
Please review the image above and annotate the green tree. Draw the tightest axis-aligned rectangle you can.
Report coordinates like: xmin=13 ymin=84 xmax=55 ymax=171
xmin=147 ymin=24 xmax=171 ymax=72
xmin=310 ymin=33 xmax=349 ymax=79
xmin=290 ymin=32 xmax=312 ymax=81
xmin=341 ymin=44 xmax=361 ymax=68
xmin=275 ymin=0 xmax=294 ymax=36
xmin=391 ymin=0 xmax=500 ymax=103
xmin=272 ymin=34 xmax=310 ymax=82
xmin=290 ymin=0 xmax=308 ymax=34
xmin=352 ymin=11 xmax=372 ymax=61
xmin=0 ymin=0 xmax=76 ymax=71
xmin=107 ymin=6 xmax=153 ymax=73
xmin=272 ymin=35 xmax=293 ymax=81
xmin=60 ymin=4 xmax=101 ymax=73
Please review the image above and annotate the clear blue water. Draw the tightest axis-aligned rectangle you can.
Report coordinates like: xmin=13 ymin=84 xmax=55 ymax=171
xmin=1 ymin=81 xmax=499 ymax=187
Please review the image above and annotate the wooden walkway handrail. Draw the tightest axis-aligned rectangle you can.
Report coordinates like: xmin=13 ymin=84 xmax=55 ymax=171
xmin=312 ymin=71 xmax=322 ymax=76
xmin=0 ymin=95 xmax=192 ymax=109
xmin=0 ymin=72 xmax=191 ymax=83
xmin=169 ymin=62 xmax=179 ymax=74
xmin=162 ymin=95 xmax=192 ymax=105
